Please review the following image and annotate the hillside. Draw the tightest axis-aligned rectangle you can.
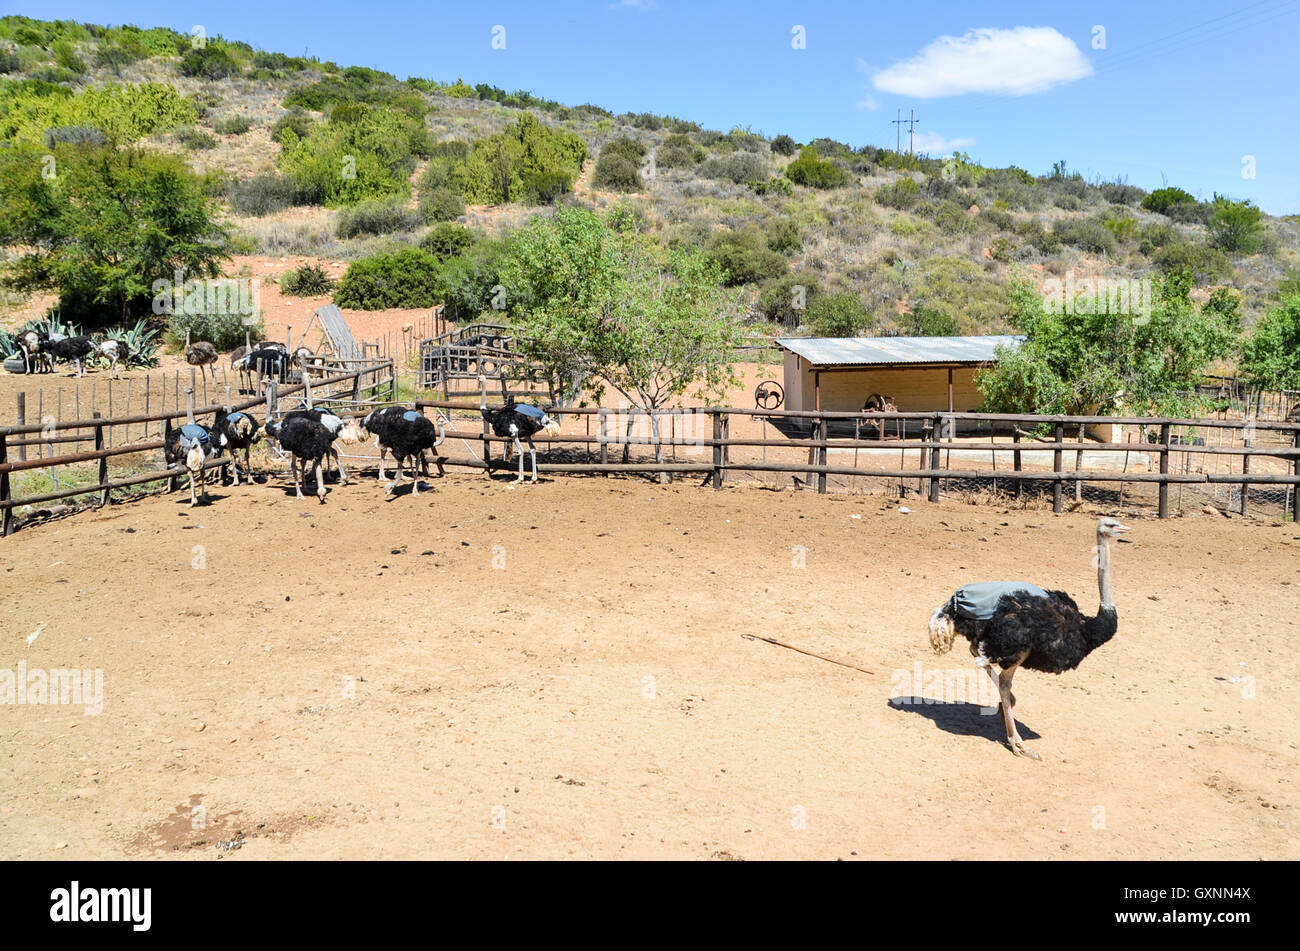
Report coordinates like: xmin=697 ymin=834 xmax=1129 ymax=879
xmin=2 ymin=14 xmax=1298 ymax=346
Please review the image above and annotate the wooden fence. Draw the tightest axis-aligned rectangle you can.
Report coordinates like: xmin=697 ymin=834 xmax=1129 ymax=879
xmin=0 ymin=360 xmax=394 ymax=535
xmin=417 ymin=400 xmax=1300 ymax=520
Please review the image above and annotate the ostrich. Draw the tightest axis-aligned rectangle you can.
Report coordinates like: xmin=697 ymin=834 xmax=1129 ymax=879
xmin=163 ymin=418 xmax=216 ymax=506
xmin=96 ymin=338 xmax=130 ymax=379
xmin=264 ymin=416 xmax=332 ymax=503
xmin=364 ymin=409 xmax=445 ymax=496
xmin=481 ymin=403 xmax=561 ymax=484
xmin=281 ymin=408 xmax=362 ymax=483
xmin=244 ymin=346 xmax=290 ymax=396
xmin=927 ymin=517 xmax=1132 ymax=759
xmin=184 ymin=329 xmax=219 ymax=382
xmin=359 ymin=406 xmax=409 ymax=481
xmin=212 ymin=410 xmax=261 ymax=486
xmin=16 ymin=330 xmax=49 ymax=374
xmin=47 ymin=335 xmax=95 ymax=377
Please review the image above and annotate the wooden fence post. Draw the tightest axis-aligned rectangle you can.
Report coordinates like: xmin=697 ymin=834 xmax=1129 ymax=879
xmin=1052 ymin=421 xmax=1064 ymax=514
xmin=1291 ymin=430 xmax=1300 ymax=522
xmin=711 ymin=411 xmax=724 ymax=490
xmin=95 ymin=412 xmax=109 ymax=507
xmin=599 ymin=408 xmax=609 ymax=474
xmin=1158 ymin=422 xmax=1171 ymax=518
xmin=1240 ymin=425 xmax=1251 ymax=516
xmin=928 ymin=414 xmax=941 ymax=503
xmin=816 ymin=415 xmax=827 ymax=494
xmin=0 ymin=432 xmax=11 ymax=536
xmin=1013 ymin=429 xmax=1023 ymax=499
xmin=16 ymin=393 xmax=25 ymax=463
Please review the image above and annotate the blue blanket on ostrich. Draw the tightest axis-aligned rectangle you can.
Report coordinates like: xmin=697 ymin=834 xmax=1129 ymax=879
xmin=951 ymin=581 xmax=1049 ymax=621
xmin=514 ymin=404 xmax=546 ymax=420
xmin=224 ymin=411 xmax=247 ymax=426
xmin=401 ymin=410 xmax=422 ymax=422
xmin=178 ymin=424 xmax=210 ymax=450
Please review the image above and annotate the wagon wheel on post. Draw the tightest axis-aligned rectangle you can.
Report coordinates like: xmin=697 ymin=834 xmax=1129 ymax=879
xmin=754 ymin=380 xmax=784 ymax=411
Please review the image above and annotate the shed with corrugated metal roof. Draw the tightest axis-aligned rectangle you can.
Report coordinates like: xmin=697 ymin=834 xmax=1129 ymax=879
xmin=774 ymin=335 xmax=1023 ymax=414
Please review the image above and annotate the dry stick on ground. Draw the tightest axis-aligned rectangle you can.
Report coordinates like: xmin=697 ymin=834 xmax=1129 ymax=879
xmin=741 ymin=633 xmax=875 ymax=676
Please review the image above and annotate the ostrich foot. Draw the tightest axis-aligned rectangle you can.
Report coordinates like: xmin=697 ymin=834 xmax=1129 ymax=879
xmin=1008 ymin=736 xmax=1040 ymax=760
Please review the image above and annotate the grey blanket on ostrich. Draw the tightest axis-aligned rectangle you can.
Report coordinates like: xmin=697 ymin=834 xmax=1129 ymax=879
xmin=951 ymin=581 xmax=1049 ymax=621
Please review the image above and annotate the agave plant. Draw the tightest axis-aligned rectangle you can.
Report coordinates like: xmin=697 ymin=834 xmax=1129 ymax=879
xmin=0 ymin=328 xmax=15 ymax=359
xmin=110 ymin=318 xmax=161 ymax=368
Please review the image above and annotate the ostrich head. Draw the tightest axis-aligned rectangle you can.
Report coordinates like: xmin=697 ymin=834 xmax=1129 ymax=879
xmin=336 ymin=415 xmax=363 ymax=445
xmin=541 ymin=415 xmax=561 ymax=438
xmin=1096 ymin=517 xmax=1131 ymax=540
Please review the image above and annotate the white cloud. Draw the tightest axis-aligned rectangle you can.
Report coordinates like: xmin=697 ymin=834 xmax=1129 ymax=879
xmin=910 ymin=131 xmax=976 ymax=155
xmin=872 ymin=26 xmax=1092 ymax=98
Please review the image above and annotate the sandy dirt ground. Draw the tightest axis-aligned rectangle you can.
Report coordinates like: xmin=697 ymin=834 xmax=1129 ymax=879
xmin=1 ymin=472 xmax=1297 ymax=860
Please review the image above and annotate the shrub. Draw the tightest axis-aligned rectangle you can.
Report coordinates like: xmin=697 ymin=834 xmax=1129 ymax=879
xmin=180 ymin=45 xmax=238 ymax=80
xmin=271 ymin=109 xmax=313 ymax=144
xmin=783 ymin=147 xmax=849 ymax=189
xmin=766 ymin=217 xmax=802 ymax=254
xmin=1099 ymin=182 xmax=1145 ymax=206
xmin=771 ymin=134 xmax=797 ymax=156
xmin=459 ymin=114 xmax=585 ymax=205
xmin=228 ymin=173 xmax=299 ymax=216
xmin=806 ymin=292 xmax=871 ymax=336
xmin=212 ymin=115 xmax=251 ymax=135
xmin=334 ymin=248 xmax=441 ymax=309
xmin=702 ymin=152 xmax=769 ymax=184
xmin=336 ymin=199 xmax=422 ymax=239
xmin=1141 ymin=186 xmax=1198 ymax=215
xmin=420 ymin=222 xmax=475 ymax=260
xmin=705 ymin=229 xmax=788 ymax=286
xmin=277 ymin=106 xmax=426 ymax=206
xmin=601 ymin=137 xmax=646 ymax=163
xmin=420 ymin=186 xmax=465 ymax=223
xmin=175 ymin=126 xmax=216 ymax=151
xmin=750 ymin=177 xmax=793 ymax=197
xmin=1052 ymin=218 xmax=1118 ymax=256
xmin=757 ymin=273 xmax=820 ymax=326
xmin=1208 ymin=196 xmax=1264 ymax=253
xmin=280 ymin=263 xmax=335 ymax=296
xmin=166 ymin=307 xmax=263 ymax=352
xmin=874 ymin=177 xmax=920 ymax=210
xmin=900 ymin=305 xmax=960 ymax=337
xmin=593 ymin=152 xmax=643 ymax=192
xmin=1153 ymin=242 xmax=1232 ymax=283
xmin=43 ymin=125 xmax=106 ymax=148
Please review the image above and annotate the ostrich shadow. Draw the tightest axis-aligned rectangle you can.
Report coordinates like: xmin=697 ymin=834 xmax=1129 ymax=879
xmin=887 ymin=696 xmax=1041 ymax=747
xmin=173 ymin=492 xmax=228 ymax=507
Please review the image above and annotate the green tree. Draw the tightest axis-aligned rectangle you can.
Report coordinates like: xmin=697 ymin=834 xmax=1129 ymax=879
xmin=976 ymin=276 xmax=1240 ymax=417
xmin=502 ymin=206 xmax=745 ymax=467
xmin=459 ymin=113 xmax=586 ymax=205
xmin=0 ymin=144 xmax=229 ymax=324
xmin=1240 ymin=295 xmax=1300 ymax=390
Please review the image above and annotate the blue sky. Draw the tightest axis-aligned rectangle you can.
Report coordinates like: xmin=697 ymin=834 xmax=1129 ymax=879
xmin=10 ymin=0 xmax=1300 ymax=213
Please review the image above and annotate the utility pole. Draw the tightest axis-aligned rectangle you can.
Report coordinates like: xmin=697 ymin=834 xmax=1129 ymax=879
xmin=892 ymin=109 xmax=919 ymax=155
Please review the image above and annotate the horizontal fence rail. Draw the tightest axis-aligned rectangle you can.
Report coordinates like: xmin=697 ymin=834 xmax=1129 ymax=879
xmin=416 ymin=400 xmax=1300 ymax=521
xmin=0 ymin=360 xmax=394 ymax=535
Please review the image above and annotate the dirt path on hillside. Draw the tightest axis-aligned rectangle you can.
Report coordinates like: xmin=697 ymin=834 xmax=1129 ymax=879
xmin=1 ymin=476 xmax=1296 ymax=860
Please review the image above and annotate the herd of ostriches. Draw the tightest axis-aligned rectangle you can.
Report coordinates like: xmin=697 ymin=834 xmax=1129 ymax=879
xmin=163 ymin=402 xmax=561 ymax=505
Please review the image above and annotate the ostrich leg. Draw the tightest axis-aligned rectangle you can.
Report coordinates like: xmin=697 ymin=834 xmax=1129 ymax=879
xmin=513 ymin=435 xmax=525 ymax=483
xmin=529 ymin=438 xmax=538 ymax=483
xmin=315 ymin=458 xmax=326 ymax=503
xmin=998 ymin=652 xmax=1038 ymax=759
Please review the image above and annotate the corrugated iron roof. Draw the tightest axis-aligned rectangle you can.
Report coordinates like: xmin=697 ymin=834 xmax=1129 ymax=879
xmin=775 ymin=335 xmax=1023 ymax=367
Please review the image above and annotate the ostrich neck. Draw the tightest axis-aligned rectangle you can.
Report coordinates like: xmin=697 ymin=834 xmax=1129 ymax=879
xmin=1097 ymin=536 xmax=1114 ymax=611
